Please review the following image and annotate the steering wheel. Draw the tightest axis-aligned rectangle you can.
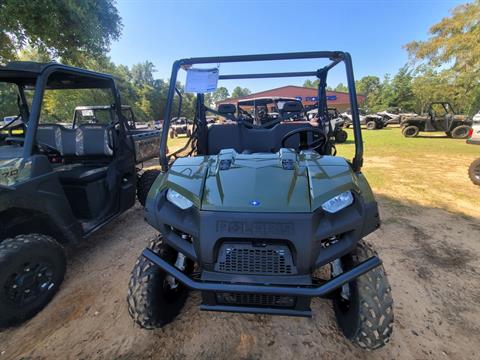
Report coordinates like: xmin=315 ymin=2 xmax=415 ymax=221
xmin=281 ymin=127 xmax=326 ymax=151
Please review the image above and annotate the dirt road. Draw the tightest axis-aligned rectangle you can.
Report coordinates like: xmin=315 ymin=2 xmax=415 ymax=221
xmin=0 ymin=193 xmax=479 ymax=359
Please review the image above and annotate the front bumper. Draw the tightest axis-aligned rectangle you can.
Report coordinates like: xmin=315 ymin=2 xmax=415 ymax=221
xmin=143 ymin=247 xmax=380 ymax=297
xmin=144 ymin=190 xmax=381 ymax=316
xmin=143 ymin=246 xmax=381 ymax=317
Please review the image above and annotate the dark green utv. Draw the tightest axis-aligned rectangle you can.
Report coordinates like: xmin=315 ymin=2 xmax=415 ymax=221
xmin=127 ymin=51 xmax=394 ymax=350
xmin=0 ymin=62 xmax=160 ymax=328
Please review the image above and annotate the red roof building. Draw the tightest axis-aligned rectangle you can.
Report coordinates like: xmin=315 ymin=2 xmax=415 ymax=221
xmin=217 ymin=85 xmax=365 ymax=112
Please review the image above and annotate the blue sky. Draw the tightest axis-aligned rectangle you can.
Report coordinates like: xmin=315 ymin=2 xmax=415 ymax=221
xmin=109 ymin=0 xmax=465 ymax=93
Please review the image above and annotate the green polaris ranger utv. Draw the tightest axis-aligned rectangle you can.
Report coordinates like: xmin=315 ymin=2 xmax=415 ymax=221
xmin=0 ymin=62 xmax=161 ymax=327
xmin=127 ymin=51 xmax=394 ymax=350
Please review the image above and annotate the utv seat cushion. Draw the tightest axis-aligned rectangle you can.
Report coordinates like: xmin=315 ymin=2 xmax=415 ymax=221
xmin=37 ymin=124 xmax=113 ymax=157
xmin=56 ymin=165 xmax=108 ymax=184
xmin=37 ymin=124 xmax=76 ymax=156
xmin=76 ymin=125 xmax=113 ymax=156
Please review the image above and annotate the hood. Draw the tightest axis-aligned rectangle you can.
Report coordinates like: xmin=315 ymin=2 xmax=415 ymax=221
xmin=161 ymin=149 xmax=358 ymax=213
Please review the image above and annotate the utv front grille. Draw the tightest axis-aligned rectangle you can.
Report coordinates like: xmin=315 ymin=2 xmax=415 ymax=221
xmin=216 ymin=292 xmax=296 ymax=308
xmin=215 ymin=243 xmax=297 ymax=275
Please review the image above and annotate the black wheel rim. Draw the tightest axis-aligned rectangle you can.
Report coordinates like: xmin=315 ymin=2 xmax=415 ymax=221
xmin=406 ymin=128 xmax=416 ymax=136
xmin=4 ymin=261 xmax=55 ymax=307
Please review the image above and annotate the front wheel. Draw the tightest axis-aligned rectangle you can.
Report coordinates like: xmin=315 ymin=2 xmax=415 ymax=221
xmin=331 ymin=240 xmax=394 ymax=350
xmin=366 ymin=121 xmax=376 ymax=130
xmin=334 ymin=129 xmax=348 ymax=143
xmin=127 ymin=237 xmax=193 ymax=329
xmin=137 ymin=169 xmax=161 ymax=206
xmin=469 ymin=158 xmax=480 ymax=185
xmin=402 ymin=125 xmax=419 ymax=137
xmin=0 ymin=234 xmax=66 ymax=328
xmin=451 ymin=125 xmax=470 ymax=139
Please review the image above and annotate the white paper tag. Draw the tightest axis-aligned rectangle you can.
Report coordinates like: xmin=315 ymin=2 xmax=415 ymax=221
xmin=81 ymin=109 xmax=94 ymax=116
xmin=185 ymin=68 xmax=219 ymax=93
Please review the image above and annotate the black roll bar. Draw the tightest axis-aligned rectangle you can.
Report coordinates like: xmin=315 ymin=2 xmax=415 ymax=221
xmin=159 ymin=51 xmax=363 ymax=172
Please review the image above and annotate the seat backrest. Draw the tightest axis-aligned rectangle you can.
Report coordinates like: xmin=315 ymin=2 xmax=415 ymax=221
xmin=75 ymin=124 xmax=113 ymax=156
xmin=218 ymin=103 xmax=236 ymax=115
xmin=37 ymin=124 xmax=113 ymax=157
xmin=37 ymin=124 xmax=76 ymax=156
xmin=206 ymin=123 xmax=242 ymax=154
xmin=206 ymin=121 xmax=316 ymax=155
xmin=37 ymin=124 xmax=61 ymax=151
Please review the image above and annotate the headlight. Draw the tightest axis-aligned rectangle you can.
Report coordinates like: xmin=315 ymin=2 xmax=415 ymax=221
xmin=166 ymin=188 xmax=193 ymax=210
xmin=321 ymin=191 xmax=354 ymax=213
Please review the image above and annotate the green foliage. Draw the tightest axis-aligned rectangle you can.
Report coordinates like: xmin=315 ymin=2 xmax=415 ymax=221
xmin=303 ymin=79 xmax=319 ymax=88
xmin=212 ymin=87 xmax=230 ymax=104
xmin=0 ymin=83 xmax=19 ymax=120
xmin=405 ymin=0 xmax=480 ymax=114
xmin=0 ymin=0 xmax=122 ymax=64
xmin=231 ymin=86 xmax=251 ymax=98
xmin=333 ymin=83 xmax=348 ymax=93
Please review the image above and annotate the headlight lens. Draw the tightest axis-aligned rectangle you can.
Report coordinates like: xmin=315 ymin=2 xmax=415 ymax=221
xmin=321 ymin=191 xmax=354 ymax=213
xmin=166 ymin=188 xmax=193 ymax=210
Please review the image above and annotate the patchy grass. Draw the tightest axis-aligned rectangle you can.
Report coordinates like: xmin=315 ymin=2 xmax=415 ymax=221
xmin=336 ymin=126 xmax=479 ymax=217
xmin=168 ymin=135 xmax=190 ymax=152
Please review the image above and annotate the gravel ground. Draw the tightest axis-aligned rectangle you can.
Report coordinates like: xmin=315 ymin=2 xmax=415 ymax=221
xmin=0 ymin=193 xmax=479 ymax=360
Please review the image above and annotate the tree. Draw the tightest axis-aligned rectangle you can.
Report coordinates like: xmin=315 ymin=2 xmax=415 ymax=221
xmin=303 ymin=79 xmax=319 ymax=88
xmin=390 ymin=65 xmax=415 ymax=111
xmin=356 ymin=76 xmax=381 ymax=97
xmin=131 ymin=61 xmax=156 ymax=87
xmin=212 ymin=87 xmax=230 ymax=104
xmin=405 ymin=0 xmax=480 ymax=113
xmin=231 ymin=86 xmax=251 ymax=98
xmin=0 ymin=0 xmax=122 ymax=64
xmin=334 ymin=83 xmax=348 ymax=93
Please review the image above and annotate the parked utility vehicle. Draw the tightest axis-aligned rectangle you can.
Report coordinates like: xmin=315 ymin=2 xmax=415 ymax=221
xmin=169 ymin=117 xmax=193 ymax=138
xmin=236 ymin=97 xmax=303 ymax=125
xmin=307 ymin=106 xmax=348 ymax=143
xmin=127 ymin=51 xmax=394 ymax=350
xmin=401 ymin=101 xmax=471 ymax=138
xmin=0 ymin=62 xmax=160 ymax=327
xmin=341 ymin=108 xmax=383 ymax=130
xmin=377 ymin=108 xmax=417 ymax=126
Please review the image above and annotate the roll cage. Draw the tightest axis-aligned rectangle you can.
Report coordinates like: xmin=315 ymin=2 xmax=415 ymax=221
xmin=159 ymin=51 xmax=363 ymax=172
xmin=0 ymin=62 xmax=125 ymax=159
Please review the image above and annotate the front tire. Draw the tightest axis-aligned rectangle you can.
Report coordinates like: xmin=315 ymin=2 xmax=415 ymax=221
xmin=137 ymin=170 xmax=161 ymax=206
xmin=335 ymin=130 xmax=348 ymax=143
xmin=366 ymin=121 xmax=376 ymax=130
xmin=451 ymin=125 xmax=470 ymax=139
xmin=0 ymin=234 xmax=66 ymax=328
xmin=469 ymin=158 xmax=480 ymax=185
xmin=402 ymin=125 xmax=419 ymax=137
xmin=332 ymin=240 xmax=394 ymax=350
xmin=127 ymin=237 xmax=193 ymax=329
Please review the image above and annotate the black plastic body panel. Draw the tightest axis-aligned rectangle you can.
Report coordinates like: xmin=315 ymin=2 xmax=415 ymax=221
xmin=146 ymin=189 xmax=380 ymax=274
